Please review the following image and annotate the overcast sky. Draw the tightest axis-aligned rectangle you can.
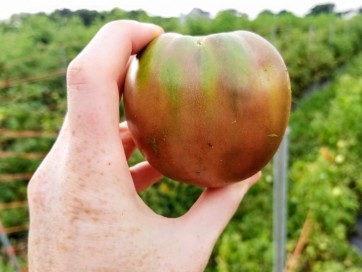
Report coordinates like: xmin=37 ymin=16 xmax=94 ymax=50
xmin=0 ymin=0 xmax=360 ymax=20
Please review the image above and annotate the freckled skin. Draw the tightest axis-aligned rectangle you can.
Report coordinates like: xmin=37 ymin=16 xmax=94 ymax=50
xmin=28 ymin=130 xmax=204 ymax=272
xmin=124 ymin=31 xmax=291 ymax=187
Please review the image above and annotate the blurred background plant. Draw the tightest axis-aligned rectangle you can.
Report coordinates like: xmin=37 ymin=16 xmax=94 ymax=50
xmin=1 ymin=3 xmax=362 ymax=271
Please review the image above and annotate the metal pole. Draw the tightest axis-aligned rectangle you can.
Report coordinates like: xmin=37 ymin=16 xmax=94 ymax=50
xmin=0 ymin=220 xmax=21 ymax=272
xmin=273 ymin=127 xmax=289 ymax=272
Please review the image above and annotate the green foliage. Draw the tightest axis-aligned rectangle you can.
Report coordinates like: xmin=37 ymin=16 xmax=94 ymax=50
xmin=308 ymin=3 xmax=335 ymax=16
xmin=288 ymin=55 xmax=362 ymax=270
xmin=1 ymin=8 xmax=362 ymax=271
xmin=0 ymin=257 xmax=14 ymax=272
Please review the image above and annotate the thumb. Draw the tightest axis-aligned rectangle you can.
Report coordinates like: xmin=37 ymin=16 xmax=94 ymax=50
xmin=66 ymin=21 xmax=163 ymax=143
xmin=181 ymin=172 xmax=261 ymax=245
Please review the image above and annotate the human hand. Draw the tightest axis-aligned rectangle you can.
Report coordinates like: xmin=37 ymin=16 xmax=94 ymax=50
xmin=27 ymin=20 xmax=261 ymax=272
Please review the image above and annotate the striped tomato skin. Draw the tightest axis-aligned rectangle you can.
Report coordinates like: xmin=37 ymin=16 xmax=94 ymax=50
xmin=124 ymin=31 xmax=291 ymax=188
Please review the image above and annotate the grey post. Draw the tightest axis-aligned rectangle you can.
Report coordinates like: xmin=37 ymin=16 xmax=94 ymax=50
xmin=0 ymin=220 xmax=20 ymax=271
xmin=273 ymin=127 xmax=289 ymax=272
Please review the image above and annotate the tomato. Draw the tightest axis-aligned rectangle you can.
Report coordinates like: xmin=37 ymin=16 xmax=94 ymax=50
xmin=124 ymin=31 xmax=291 ymax=187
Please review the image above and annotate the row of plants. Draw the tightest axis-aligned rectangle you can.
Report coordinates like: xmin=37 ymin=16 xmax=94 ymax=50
xmin=1 ymin=8 xmax=362 ymax=270
xmin=1 ymin=9 xmax=362 ymax=99
xmin=286 ymin=53 xmax=362 ymax=271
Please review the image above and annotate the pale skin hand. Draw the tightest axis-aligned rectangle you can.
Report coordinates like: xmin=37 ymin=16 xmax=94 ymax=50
xmin=27 ymin=20 xmax=261 ymax=272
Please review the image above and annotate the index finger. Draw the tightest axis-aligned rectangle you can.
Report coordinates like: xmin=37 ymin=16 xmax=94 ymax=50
xmin=66 ymin=20 xmax=163 ymax=142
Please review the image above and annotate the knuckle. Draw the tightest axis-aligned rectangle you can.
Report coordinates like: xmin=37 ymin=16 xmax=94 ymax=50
xmin=66 ymin=58 xmax=92 ymax=88
xmin=27 ymin=174 xmax=46 ymax=208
